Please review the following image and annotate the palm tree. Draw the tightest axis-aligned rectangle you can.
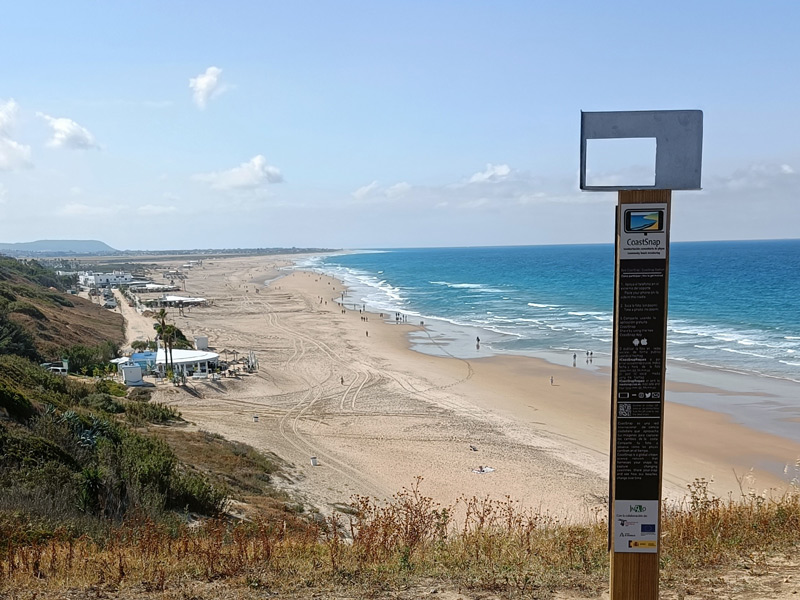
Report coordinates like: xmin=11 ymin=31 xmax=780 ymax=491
xmin=163 ymin=324 xmax=177 ymax=378
xmin=154 ymin=308 xmax=168 ymax=334
xmin=153 ymin=308 xmax=173 ymax=376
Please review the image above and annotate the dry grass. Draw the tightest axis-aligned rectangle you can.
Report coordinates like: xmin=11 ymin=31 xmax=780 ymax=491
xmin=150 ymin=427 xmax=296 ymax=520
xmin=1 ymin=477 xmax=798 ymax=598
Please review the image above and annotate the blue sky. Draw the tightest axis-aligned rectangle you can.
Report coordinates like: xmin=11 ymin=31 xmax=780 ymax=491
xmin=1 ymin=1 xmax=798 ymax=250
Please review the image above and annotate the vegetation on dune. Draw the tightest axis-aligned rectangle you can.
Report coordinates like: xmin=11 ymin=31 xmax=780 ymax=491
xmin=0 ymin=476 xmax=797 ymax=597
xmin=59 ymin=340 xmax=121 ymax=375
xmin=0 ymin=310 xmax=39 ymax=361
xmin=0 ymin=355 xmax=225 ymax=534
xmin=0 ymin=256 xmax=76 ymax=291
xmin=0 ymin=255 xmax=124 ymax=362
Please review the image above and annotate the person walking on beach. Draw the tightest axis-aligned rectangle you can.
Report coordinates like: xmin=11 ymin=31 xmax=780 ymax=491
xmin=550 ymin=376 xmax=554 ymax=386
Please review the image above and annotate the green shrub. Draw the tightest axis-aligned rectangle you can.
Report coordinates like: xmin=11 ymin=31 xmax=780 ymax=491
xmin=170 ymin=469 xmax=228 ymax=514
xmin=80 ymin=392 xmax=124 ymax=414
xmin=0 ymin=312 xmax=39 ymax=360
xmin=0 ymin=426 xmax=78 ymax=474
xmin=0 ymin=381 xmax=35 ymax=421
xmin=60 ymin=341 xmax=120 ymax=375
xmin=0 ymin=353 xmax=224 ymax=528
xmin=95 ymin=379 xmax=126 ymax=397
xmin=124 ymin=401 xmax=180 ymax=424
xmin=46 ymin=292 xmax=74 ymax=307
xmin=0 ymin=284 xmax=17 ymax=301
xmin=7 ymin=301 xmax=46 ymax=320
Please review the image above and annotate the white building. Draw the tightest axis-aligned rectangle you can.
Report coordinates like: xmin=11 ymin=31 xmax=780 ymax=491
xmin=78 ymin=271 xmax=133 ymax=287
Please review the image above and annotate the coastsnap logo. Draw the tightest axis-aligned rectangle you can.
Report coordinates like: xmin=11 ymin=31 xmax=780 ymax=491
xmin=626 ymin=238 xmax=661 ymax=247
xmin=629 ymin=504 xmax=646 ymax=513
xmin=625 ymin=210 xmax=663 ymax=233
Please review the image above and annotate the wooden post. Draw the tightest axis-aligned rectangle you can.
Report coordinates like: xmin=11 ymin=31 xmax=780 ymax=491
xmin=609 ymin=189 xmax=671 ymax=600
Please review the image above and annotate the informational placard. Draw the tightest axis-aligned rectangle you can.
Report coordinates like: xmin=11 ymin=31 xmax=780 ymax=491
xmin=613 ymin=500 xmax=659 ymax=553
xmin=611 ymin=202 xmax=669 ymax=554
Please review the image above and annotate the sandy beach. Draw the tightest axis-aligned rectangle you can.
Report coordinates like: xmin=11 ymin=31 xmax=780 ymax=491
xmin=116 ymin=255 xmax=800 ymax=520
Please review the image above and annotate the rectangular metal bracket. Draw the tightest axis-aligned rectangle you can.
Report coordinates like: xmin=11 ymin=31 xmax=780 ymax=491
xmin=580 ymin=110 xmax=703 ymax=191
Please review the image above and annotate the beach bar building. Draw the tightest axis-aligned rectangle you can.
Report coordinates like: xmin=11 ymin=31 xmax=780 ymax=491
xmin=155 ymin=348 xmax=219 ymax=377
xmin=113 ymin=348 xmax=219 ymax=380
xmin=144 ymin=294 xmax=208 ymax=309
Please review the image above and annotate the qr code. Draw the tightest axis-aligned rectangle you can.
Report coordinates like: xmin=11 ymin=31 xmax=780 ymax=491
xmin=618 ymin=403 xmax=632 ymax=417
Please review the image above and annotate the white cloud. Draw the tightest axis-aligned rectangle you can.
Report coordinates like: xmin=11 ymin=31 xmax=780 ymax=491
xmin=189 ymin=66 xmax=228 ymax=109
xmin=0 ymin=99 xmax=32 ymax=170
xmin=37 ymin=112 xmax=98 ymax=149
xmin=194 ymin=155 xmax=283 ymax=190
xmin=0 ymin=138 xmax=32 ymax=170
xmin=469 ymin=163 xmax=511 ymax=183
xmin=352 ymin=181 xmax=379 ymax=201
xmin=0 ymin=99 xmax=19 ymax=135
xmin=138 ymin=204 xmax=177 ymax=216
xmin=715 ymin=163 xmax=796 ymax=191
xmin=0 ymin=183 xmax=7 ymax=204
xmin=386 ymin=181 xmax=411 ymax=198
xmin=346 ymin=164 xmax=568 ymax=210
xmin=351 ymin=181 xmax=413 ymax=203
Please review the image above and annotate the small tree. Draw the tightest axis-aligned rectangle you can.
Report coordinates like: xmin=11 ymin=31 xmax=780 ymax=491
xmin=153 ymin=308 xmax=173 ymax=375
xmin=163 ymin=324 xmax=177 ymax=376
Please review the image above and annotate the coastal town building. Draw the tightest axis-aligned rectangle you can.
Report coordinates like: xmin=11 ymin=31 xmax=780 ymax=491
xmin=78 ymin=270 xmax=133 ymax=287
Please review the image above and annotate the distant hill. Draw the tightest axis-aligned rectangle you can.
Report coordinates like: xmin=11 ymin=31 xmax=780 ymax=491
xmin=0 ymin=239 xmax=117 ymax=255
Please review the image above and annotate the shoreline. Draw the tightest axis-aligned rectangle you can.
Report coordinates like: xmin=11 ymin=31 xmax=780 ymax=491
xmin=297 ymin=250 xmax=800 ymax=385
xmin=121 ymin=255 xmax=800 ymax=519
xmin=299 ymin=260 xmax=800 ymax=447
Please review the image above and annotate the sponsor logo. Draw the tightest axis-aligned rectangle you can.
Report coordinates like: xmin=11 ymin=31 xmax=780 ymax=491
xmin=628 ymin=540 xmax=657 ymax=548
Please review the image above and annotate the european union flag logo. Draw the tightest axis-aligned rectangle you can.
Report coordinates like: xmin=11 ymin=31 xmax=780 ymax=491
xmin=641 ymin=524 xmax=656 ymax=533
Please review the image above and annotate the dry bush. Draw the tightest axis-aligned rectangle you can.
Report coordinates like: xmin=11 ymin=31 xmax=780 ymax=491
xmin=1 ymin=477 xmax=798 ymax=597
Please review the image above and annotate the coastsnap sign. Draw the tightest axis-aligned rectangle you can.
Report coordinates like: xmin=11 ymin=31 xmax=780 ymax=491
xmin=620 ymin=205 xmax=668 ymax=260
xmin=612 ymin=198 xmax=669 ymax=557
xmin=580 ymin=109 xmax=702 ymax=600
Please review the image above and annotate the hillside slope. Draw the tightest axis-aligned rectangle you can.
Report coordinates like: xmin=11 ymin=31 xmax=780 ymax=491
xmin=0 ymin=256 xmax=124 ymax=360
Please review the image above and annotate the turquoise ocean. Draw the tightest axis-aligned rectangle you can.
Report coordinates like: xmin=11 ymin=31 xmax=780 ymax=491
xmin=299 ymin=240 xmax=800 ymax=385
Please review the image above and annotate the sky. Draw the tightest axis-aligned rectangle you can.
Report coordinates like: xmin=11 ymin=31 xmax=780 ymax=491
xmin=1 ymin=1 xmax=798 ymax=250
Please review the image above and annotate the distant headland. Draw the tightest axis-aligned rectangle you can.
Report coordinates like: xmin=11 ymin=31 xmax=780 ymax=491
xmin=0 ymin=239 xmax=337 ymax=257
